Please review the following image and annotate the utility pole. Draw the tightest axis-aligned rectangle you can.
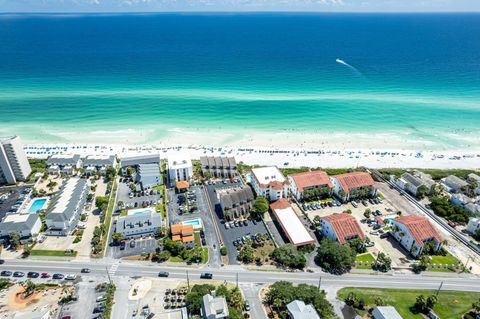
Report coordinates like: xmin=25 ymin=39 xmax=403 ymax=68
xmin=318 ymin=277 xmax=322 ymax=291
xmin=435 ymin=281 xmax=443 ymax=297
xmin=186 ymin=270 xmax=190 ymax=289
xmin=105 ymin=266 xmax=112 ymax=285
xmin=464 ymin=256 xmax=472 ymax=272
xmin=236 ymin=273 xmax=239 ymax=289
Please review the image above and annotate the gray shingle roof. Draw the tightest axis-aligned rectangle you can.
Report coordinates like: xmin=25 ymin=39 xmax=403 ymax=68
xmin=401 ymin=173 xmax=424 ymax=188
xmin=121 ymin=154 xmax=160 ymax=168
xmin=219 ymin=186 xmax=254 ymax=210
xmin=83 ymin=155 xmax=116 ymax=167
xmin=46 ymin=178 xmax=88 ymax=223
xmin=0 ymin=214 xmax=40 ymax=233
xmin=46 ymin=154 xmax=81 ymax=166
xmin=199 ymin=156 xmax=237 ymax=170
xmin=286 ymin=300 xmax=320 ymax=319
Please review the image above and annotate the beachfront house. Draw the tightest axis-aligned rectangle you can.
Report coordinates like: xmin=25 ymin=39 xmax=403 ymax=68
xmin=270 ymin=198 xmax=315 ymax=246
xmin=218 ymin=185 xmax=255 ymax=220
xmin=201 ymin=291 xmax=229 ymax=319
xmin=0 ymin=135 xmax=31 ymax=185
xmin=442 ymin=175 xmax=468 ymax=193
xmin=115 ymin=208 xmax=162 ymax=239
xmin=247 ymin=166 xmax=288 ymax=201
xmin=0 ymin=214 xmax=42 ymax=243
xmin=45 ymin=178 xmax=88 ymax=236
xmin=46 ymin=154 xmax=82 ymax=176
xmin=167 ymin=152 xmax=193 ymax=187
xmin=320 ymin=213 xmax=365 ymax=244
xmin=390 ymin=215 xmax=443 ymax=257
xmin=82 ymin=155 xmax=117 ymax=176
xmin=392 ymin=172 xmax=430 ymax=197
xmin=199 ymin=156 xmax=237 ymax=178
xmin=288 ymin=170 xmax=333 ymax=201
xmin=286 ymin=300 xmax=321 ymax=319
xmin=467 ymin=217 xmax=480 ymax=236
xmin=467 ymin=173 xmax=480 ymax=195
xmin=332 ymin=171 xmax=377 ymax=202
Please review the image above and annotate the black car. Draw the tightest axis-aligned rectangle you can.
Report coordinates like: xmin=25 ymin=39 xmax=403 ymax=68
xmin=158 ymin=271 xmax=169 ymax=277
xmin=243 ymin=220 xmax=248 ymax=226
xmin=119 ymin=241 xmax=126 ymax=250
xmin=13 ymin=272 xmax=24 ymax=277
xmin=93 ymin=307 xmax=105 ymax=314
xmin=53 ymin=273 xmax=64 ymax=279
xmin=0 ymin=259 xmax=4 ymax=264
xmin=201 ymin=238 xmax=206 ymax=246
xmin=27 ymin=272 xmax=39 ymax=278
xmin=200 ymin=272 xmax=213 ymax=279
xmin=81 ymin=268 xmax=90 ymax=273
xmin=0 ymin=271 xmax=12 ymax=277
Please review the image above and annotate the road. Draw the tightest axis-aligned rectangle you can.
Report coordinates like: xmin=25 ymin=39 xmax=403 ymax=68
xmin=2 ymin=259 xmax=479 ymax=293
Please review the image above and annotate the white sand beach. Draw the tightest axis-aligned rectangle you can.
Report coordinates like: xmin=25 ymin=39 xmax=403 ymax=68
xmin=24 ymin=142 xmax=480 ymax=169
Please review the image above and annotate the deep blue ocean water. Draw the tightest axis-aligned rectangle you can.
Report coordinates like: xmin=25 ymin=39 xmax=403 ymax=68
xmin=0 ymin=13 xmax=479 ymax=148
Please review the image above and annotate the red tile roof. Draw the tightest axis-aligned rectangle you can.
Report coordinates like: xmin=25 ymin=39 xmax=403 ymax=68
xmin=334 ymin=172 xmax=377 ymax=193
xmin=270 ymin=198 xmax=291 ymax=210
xmin=394 ymin=215 xmax=442 ymax=247
xmin=322 ymin=213 xmax=365 ymax=245
xmin=289 ymin=170 xmax=333 ymax=192
xmin=374 ymin=216 xmax=385 ymax=226
xmin=269 ymin=181 xmax=285 ymax=191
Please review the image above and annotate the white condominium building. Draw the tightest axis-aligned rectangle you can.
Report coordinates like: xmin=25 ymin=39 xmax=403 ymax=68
xmin=0 ymin=136 xmax=32 ymax=184
xmin=167 ymin=152 xmax=193 ymax=186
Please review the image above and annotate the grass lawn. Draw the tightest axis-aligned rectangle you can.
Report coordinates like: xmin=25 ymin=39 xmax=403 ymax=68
xmin=355 ymin=253 xmax=375 ymax=269
xmin=169 ymin=232 xmax=208 ymax=263
xmin=101 ymin=178 xmax=118 ymax=256
xmin=337 ymin=287 xmax=480 ymax=319
xmin=428 ymin=253 xmax=460 ymax=265
xmin=30 ymin=249 xmax=78 ymax=257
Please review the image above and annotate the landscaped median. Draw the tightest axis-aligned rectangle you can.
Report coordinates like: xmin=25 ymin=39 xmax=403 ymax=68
xmin=337 ymin=287 xmax=480 ymax=319
xmin=30 ymin=249 xmax=78 ymax=257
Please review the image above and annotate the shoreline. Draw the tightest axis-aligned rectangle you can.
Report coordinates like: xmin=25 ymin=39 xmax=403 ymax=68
xmin=24 ymin=143 xmax=480 ymax=169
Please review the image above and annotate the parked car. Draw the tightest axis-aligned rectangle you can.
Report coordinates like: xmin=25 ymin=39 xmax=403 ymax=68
xmin=200 ymin=273 xmax=213 ymax=279
xmin=119 ymin=241 xmax=126 ymax=250
xmin=65 ymin=274 xmax=77 ymax=280
xmin=41 ymin=272 xmax=50 ymax=278
xmin=351 ymin=201 xmax=358 ymax=208
xmin=93 ymin=307 xmax=105 ymax=314
xmin=380 ymin=233 xmax=390 ymax=239
xmin=27 ymin=272 xmax=39 ymax=278
xmin=96 ymin=295 xmax=105 ymax=302
xmin=201 ymin=238 xmax=206 ymax=246
xmin=0 ymin=259 xmax=4 ymax=264
xmin=365 ymin=242 xmax=375 ymax=247
xmin=225 ymin=223 xmax=230 ymax=230
xmin=244 ymin=301 xmax=251 ymax=311
xmin=53 ymin=273 xmax=64 ymax=279
xmin=243 ymin=220 xmax=248 ymax=226
xmin=0 ymin=271 xmax=12 ymax=277
xmin=13 ymin=272 xmax=24 ymax=277
xmin=130 ymin=241 xmax=136 ymax=248
xmin=158 ymin=271 xmax=169 ymax=277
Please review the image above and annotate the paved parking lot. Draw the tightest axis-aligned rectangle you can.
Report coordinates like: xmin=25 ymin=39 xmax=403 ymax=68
xmin=58 ymin=281 xmax=98 ymax=319
xmin=110 ymin=238 xmax=158 ymax=259
xmin=0 ymin=185 xmax=31 ymax=219
xmin=167 ymin=185 xmax=221 ymax=267
xmin=205 ymin=180 xmax=271 ymax=265
xmin=116 ymin=178 xmax=162 ymax=212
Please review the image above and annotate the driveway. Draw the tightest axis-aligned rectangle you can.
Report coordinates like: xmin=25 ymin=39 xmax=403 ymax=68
xmin=167 ymin=185 xmax=222 ymax=267
xmin=205 ymin=180 xmax=271 ymax=265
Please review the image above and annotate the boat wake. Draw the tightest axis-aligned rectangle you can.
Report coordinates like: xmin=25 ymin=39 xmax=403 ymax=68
xmin=336 ymin=58 xmax=363 ymax=77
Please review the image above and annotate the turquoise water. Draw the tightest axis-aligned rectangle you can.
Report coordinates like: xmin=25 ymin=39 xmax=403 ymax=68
xmin=0 ymin=13 xmax=479 ymax=149
xmin=29 ymin=198 xmax=46 ymax=213
xmin=182 ymin=218 xmax=202 ymax=227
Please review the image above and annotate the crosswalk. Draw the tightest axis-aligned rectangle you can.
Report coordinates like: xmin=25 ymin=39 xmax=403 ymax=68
xmin=108 ymin=261 xmax=120 ymax=276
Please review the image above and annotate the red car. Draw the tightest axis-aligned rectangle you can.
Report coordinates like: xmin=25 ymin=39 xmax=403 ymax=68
xmin=41 ymin=272 xmax=50 ymax=278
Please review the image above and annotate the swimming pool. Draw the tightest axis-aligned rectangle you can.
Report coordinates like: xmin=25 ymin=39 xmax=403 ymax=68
xmin=182 ymin=218 xmax=203 ymax=230
xmin=28 ymin=198 xmax=47 ymax=213
xmin=127 ymin=207 xmax=155 ymax=216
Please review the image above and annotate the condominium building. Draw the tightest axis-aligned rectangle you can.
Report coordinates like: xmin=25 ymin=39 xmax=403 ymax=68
xmin=115 ymin=208 xmax=162 ymax=239
xmin=199 ymin=156 xmax=237 ymax=178
xmin=46 ymin=154 xmax=82 ymax=175
xmin=288 ymin=170 xmax=333 ymax=200
xmin=320 ymin=213 xmax=365 ymax=244
xmin=247 ymin=166 xmax=288 ymax=201
xmin=45 ymin=178 xmax=89 ymax=236
xmin=332 ymin=171 xmax=377 ymax=202
xmin=167 ymin=152 xmax=193 ymax=186
xmin=218 ymin=185 xmax=255 ymax=220
xmin=0 ymin=136 xmax=31 ymax=184
xmin=83 ymin=155 xmax=117 ymax=176
xmin=0 ymin=213 xmax=42 ymax=243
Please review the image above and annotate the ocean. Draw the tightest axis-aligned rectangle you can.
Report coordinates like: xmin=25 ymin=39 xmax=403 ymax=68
xmin=0 ymin=13 xmax=479 ymax=150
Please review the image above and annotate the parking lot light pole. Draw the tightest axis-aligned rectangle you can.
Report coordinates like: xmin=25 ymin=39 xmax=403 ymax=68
xmin=105 ymin=266 xmax=112 ymax=285
xmin=318 ymin=276 xmax=322 ymax=291
xmin=186 ymin=270 xmax=190 ymax=289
